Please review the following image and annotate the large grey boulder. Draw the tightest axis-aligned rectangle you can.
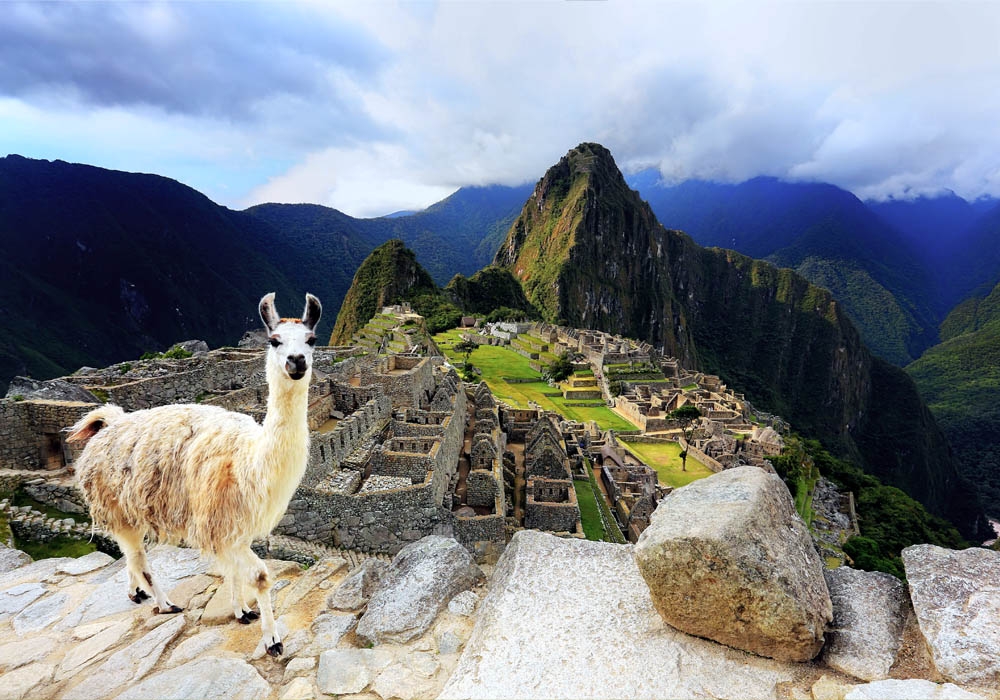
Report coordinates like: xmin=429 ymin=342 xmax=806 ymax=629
xmin=327 ymin=558 xmax=389 ymax=611
xmin=633 ymin=466 xmax=832 ymax=662
xmin=822 ymin=567 xmax=908 ymax=681
xmin=0 ymin=546 xmax=32 ymax=575
xmin=356 ymin=535 xmax=482 ymax=645
xmin=902 ymin=544 xmax=1000 ymax=687
xmin=440 ymin=530 xmax=799 ymax=700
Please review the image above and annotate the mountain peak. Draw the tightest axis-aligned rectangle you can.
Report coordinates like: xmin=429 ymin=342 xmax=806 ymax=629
xmin=329 ymin=239 xmax=437 ymax=344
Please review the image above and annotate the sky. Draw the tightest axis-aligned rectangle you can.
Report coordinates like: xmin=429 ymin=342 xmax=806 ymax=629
xmin=2 ymin=1 xmax=1000 ymax=218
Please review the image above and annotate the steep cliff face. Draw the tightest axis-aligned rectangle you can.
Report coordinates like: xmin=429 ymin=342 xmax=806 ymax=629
xmin=329 ymin=239 xmax=439 ymax=344
xmin=495 ymin=144 xmax=983 ymax=537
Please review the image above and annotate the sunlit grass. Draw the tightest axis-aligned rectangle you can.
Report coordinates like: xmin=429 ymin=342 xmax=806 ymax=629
xmin=573 ymin=479 xmax=607 ymax=541
xmin=434 ymin=329 xmax=638 ymax=431
xmin=619 ymin=440 xmax=713 ymax=488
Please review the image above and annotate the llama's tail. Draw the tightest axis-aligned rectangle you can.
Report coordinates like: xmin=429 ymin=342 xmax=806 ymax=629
xmin=67 ymin=405 xmax=126 ymax=445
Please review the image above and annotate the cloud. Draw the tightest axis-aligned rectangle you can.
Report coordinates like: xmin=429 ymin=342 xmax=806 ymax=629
xmin=247 ymin=144 xmax=455 ymax=218
xmin=3 ymin=1 xmax=1000 ymax=213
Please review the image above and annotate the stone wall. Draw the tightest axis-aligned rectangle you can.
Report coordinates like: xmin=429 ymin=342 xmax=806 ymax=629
xmin=466 ymin=470 xmax=498 ymax=509
xmin=23 ymin=478 xmax=88 ymax=514
xmin=358 ymin=356 xmax=437 ymax=409
xmin=303 ymin=394 xmax=392 ymax=486
xmin=525 ymin=478 xmax=580 ymax=533
xmin=0 ymin=399 xmax=97 ymax=471
xmin=276 ymin=478 xmax=450 ymax=554
xmin=83 ymin=355 xmax=262 ymax=410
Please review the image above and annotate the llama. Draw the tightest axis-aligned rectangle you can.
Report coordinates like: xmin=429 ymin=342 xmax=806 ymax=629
xmin=67 ymin=292 xmax=321 ymax=657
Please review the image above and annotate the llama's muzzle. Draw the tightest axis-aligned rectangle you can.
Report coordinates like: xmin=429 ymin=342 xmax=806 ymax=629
xmin=286 ymin=355 xmax=307 ymax=380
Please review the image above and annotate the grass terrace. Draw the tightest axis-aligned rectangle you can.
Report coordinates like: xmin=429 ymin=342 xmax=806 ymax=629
xmin=434 ymin=328 xmax=637 ymax=431
xmin=619 ymin=440 xmax=714 ymax=488
xmin=573 ymin=479 xmax=607 ymax=541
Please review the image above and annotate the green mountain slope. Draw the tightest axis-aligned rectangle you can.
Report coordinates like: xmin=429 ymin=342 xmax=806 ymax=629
xmin=329 ymin=240 xmax=442 ymax=345
xmin=0 ymin=155 xmax=315 ymax=392
xmin=908 ymin=281 xmax=1000 ymax=516
xmin=496 ymin=143 xmax=984 ymax=538
xmin=629 ymin=174 xmax=939 ymax=365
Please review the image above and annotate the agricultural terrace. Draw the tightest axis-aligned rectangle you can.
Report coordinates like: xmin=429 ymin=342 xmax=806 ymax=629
xmin=434 ymin=329 xmax=637 ymax=432
xmin=618 ymin=439 xmax=713 ymax=488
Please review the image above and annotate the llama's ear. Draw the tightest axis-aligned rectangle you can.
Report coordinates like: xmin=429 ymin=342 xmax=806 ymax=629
xmin=259 ymin=293 xmax=280 ymax=332
xmin=302 ymin=293 xmax=322 ymax=331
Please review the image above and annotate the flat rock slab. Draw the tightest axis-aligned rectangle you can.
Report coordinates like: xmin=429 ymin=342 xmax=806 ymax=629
xmin=439 ymin=530 xmax=801 ymax=700
xmin=634 ymin=466 xmax=832 ymax=662
xmin=62 ymin=615 xmax=186 ymax=699
xmin=845 ymin=679 xmax=988 ymax=699
xmin=822 ymin=567 xmax=908 ymax=681
xmin=13 ymin=591 xmax=69 ymax=635
xmin=903 ymin=544 xmax=1000 ymax=687
xmin=63 ymin=545 xmax=212 ymax=627
xmin=357 ymin=535 xmax=482 ymax=645
xmin=113 ymin=657 xmax=270 ymax=700
xmin=316 ymin=648 xmax=393 ymax=695
xmin=56 ymin=552 xmax=115 ymax=576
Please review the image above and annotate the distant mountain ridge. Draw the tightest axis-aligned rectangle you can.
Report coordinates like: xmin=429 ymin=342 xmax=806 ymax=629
xmin=624 ymin=173 xmax=940 ymax=365
xmin=498 ymin=143 xmax=984 ymax=538
xmin=0 ymin=156 xmax=527 ymax=392
xmin=907 ymin=278 xmax=1000 ymax=517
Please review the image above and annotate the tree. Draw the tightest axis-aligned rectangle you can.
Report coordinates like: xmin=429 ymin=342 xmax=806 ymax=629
xmin=668 ymin=404 xmax=702 ymax=472
xmin=453 ymin=339 xmax=478 ymax=365
xmin=452 ymin=339 xmax=479 ymax=382
xmin=546 ymin=351 xmax=574 ymax=383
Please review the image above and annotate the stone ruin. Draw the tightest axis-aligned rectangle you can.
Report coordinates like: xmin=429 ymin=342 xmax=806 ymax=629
xmin=0 ymin=347 xmax=509 ymax=562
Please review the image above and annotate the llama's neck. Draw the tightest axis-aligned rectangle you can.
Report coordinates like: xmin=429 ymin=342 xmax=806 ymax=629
xmin=252 ymin=363 xmax=312 ymax=530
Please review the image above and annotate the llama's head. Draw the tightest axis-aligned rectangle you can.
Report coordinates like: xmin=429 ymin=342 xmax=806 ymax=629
xmin=259 ymin=292 xmax=323 ymax=382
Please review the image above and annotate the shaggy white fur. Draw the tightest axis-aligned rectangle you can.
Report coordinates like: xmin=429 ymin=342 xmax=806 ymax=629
xmin=68 ymin=292 xmax=321 ymax=657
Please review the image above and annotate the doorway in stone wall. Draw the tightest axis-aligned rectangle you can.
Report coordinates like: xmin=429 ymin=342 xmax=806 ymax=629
xmin=41 ymin=432 xmax=65 ymax=470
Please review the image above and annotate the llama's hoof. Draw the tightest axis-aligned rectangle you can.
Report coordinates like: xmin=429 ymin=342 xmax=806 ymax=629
xmin=129 ymin=588 xmax=150 ymax=603
xmin=153 ymin=604 xmax=184 ymax=614
xmin=266 ymin=641 xmax=284 ymax=657
xmin=238 ymin=610 xmax=259 ymax=624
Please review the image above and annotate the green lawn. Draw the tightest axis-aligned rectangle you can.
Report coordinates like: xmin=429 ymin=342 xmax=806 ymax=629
xmin=573 ymin=479 xmax=607 ymax=541
xmin=434 ymin=329 xmax=637 ymax=431
xmin=619 ymin=440 xmax=714 ymax=488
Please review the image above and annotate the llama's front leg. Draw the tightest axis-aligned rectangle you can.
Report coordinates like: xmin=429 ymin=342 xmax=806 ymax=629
xmin=116 ymin=527 xmax=182 ymax=614
xmin=244 ymin=548 xmax=282 ymax=656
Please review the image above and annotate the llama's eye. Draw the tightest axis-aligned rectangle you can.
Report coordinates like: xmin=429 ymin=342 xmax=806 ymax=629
xmin=268 ymin=337 xmax=281 ymax=348
xmin=306 ymin=336 xmax=317 ymax=347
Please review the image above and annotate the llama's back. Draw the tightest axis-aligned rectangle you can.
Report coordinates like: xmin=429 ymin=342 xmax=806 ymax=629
xmin=76 ymin=404 xmax=262 ymax=549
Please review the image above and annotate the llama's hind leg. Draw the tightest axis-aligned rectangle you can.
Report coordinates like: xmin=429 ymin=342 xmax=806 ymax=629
xmin=219 ymin=549 xmax=258 ymax=624
xmin=242 ymin=547 xmax=282 ymax=656
xmin=114 ymin=527 xmax=152 ymax=604
xmin=116 ymin=527 xmax=182 ymax=614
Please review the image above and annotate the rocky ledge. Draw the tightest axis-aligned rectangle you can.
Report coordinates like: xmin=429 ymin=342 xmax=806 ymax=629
xmin=1 ymin=470 xmax=999 ymax=699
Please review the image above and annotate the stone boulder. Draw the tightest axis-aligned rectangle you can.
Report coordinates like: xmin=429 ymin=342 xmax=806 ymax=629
xmin=440 ymin=530 xmax=799 ymax=699
xmin=0 ymin=545 xmax=31 ymax=575
xmin=5 ymin=376 xmax=99 ymax=403
xmin=356 ymin=535 xmax=482 ymax=645
xmin=822 ymin=567 xmax=908 ymax=681
xmin=327 ymin=558 xmax=389 ymax=611
xmin=902 ymin=544 xmax=1000 ymax=687
xmin=633 ymin=466 xmax=832 ymax=662
xmin=175 ymin=340 xmax=209 ymax=355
